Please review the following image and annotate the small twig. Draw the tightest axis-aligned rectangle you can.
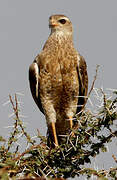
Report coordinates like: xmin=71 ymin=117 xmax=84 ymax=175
xmin=15 ymin=93 xmax=18 ymax=117
xmin=75 ymin=135 xmax=79 ymax=147
xmin=88 ymin=65 xmax=100 ymax=98
xmin=13 ymin=144 xmax=42 ymax=161
xmin=76 ymin=65 xmax=99 ymax=115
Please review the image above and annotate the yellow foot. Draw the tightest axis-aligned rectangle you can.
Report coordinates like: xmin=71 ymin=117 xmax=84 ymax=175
xmin=69 ymin=116 xmax=73 ymax=129
xmin=51 ymin=122 xmax=58 ymax=147
xmin=69 ymin=116 xmax=74 ymax=137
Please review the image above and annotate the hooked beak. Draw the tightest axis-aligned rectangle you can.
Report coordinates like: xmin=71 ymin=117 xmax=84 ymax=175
xmin=49 ymin=22 xmax=58 ymax=28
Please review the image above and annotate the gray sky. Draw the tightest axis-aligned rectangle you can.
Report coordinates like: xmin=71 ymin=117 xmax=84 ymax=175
xmin=0 ymin=0 xmax=117 ymax=179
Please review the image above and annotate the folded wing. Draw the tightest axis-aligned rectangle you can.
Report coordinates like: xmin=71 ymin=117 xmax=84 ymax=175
xmin=29 ymin=58 xmax=44 ymax=114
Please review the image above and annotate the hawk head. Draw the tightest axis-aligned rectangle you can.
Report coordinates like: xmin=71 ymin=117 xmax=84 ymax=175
xmin=49 ymin=14 xmax=73 ymax=35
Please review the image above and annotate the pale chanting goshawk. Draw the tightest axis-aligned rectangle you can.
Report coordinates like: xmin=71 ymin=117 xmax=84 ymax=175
xmin=29 ymin=15 xmax=88 ymax=147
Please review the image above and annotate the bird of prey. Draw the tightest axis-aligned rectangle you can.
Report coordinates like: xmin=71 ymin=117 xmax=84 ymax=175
xmin=29 ymin=14 xmax=88 ymax=147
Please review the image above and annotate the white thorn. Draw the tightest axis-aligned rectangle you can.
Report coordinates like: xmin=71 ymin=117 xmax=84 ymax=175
xmin=16 ymin=92 xmax=24 ymax=96
xmin=31 ymin=136 xmax=38 ymax=139
xmin=2 ymin=100 xmax=10 ymax=106
xmin=88 ymin=97 xmax=94 ymax=107
xmin=16 ymin=142 xmax=21 ymax=146
xmin=19 ymin=114 xmax=28 ymax=118
xmin=4 ymin=125 xmax=14 ymax=128
xmin=8 ymin=112 xmax=15 ymax=118
xmin=106 ymin=88 xmax=117 ymax=92
xmin=17 ymin=133 xmax=23 ymax=139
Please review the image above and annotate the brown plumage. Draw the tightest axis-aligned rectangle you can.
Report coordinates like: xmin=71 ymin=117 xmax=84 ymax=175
xmin=29 ymin=15 xmax=88 ymax=147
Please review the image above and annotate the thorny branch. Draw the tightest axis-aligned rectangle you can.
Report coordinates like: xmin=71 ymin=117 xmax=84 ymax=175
xmin=6 ymin=94 xmax=35 ymax=153
xmin=0 ymin=73 xmax=117 ymax=179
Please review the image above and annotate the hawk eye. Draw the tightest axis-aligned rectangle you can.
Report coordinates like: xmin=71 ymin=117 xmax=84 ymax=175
xmin=59 ymin=19 xmax=66 ymax=24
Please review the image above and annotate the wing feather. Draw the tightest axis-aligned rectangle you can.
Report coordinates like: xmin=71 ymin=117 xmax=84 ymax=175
xmin=29 ymin=58 xmax=44 ymax=114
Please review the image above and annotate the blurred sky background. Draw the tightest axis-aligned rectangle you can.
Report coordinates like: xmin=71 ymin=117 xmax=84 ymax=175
xmin=0 ymin=0 xmax=117 ymax=179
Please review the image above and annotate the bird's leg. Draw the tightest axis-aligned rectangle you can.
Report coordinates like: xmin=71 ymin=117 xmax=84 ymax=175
xmin=51 ymin=122 xmax=58 ymax=146
xmin=69 ymin=116 xmax=73 ymax=129
xmin=69 ymin=116 xmax=75 ymax=137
